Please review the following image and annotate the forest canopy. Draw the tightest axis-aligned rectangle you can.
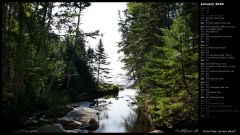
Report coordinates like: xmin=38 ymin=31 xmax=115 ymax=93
xmin=118 ymin=2 xmax=198 ymax=129
xmin=2 ymin=2 xmax=198 ymax=132
xmin=2 ymin=2 xmax=114 ymax=129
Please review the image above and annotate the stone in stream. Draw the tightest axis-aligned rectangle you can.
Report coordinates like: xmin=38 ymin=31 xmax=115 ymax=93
xmin=130 ymin=101 xmax=136 ymax=105
xmin=92 ymin=105 xmax=108 ymax=112
xmin=32 ymin=119 xmax=38 ymax=124
xmin=23 ymin=117 xmax=39 ymax=125
xmin=70 ymin=101 xmax=92 ymax=108
xmin=61 ymin=121 xmax=81 ymax=130
xmin=22 ymin=119 xmax=32 ymax=125
xmin=149 ymin=130 xmax=164 ymax=133
xmin=59 ymin=106 xmax=99 ymax=130
xmin=14 ymin=129 xmax=26 ymax=133
xmin=45 ymin=110 xmax=54 ymax=116
xmin=60 ymin=106 xmax=98 ymax=122
xmin=39 ymin=117 xmax=48 ymax=122
xmin=31 ymin=124 xmax=77 ymax=133
xmin=86 ymin=118 xmax=99 ymax=130
xmin=32 ymin=111 xmax=45 ymax=119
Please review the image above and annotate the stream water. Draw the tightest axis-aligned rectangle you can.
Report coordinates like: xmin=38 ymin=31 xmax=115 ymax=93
xmin=91 ymin=89 xmax=153 ymax=133
xmin=16 ymin=89 xmax=153 ymax=133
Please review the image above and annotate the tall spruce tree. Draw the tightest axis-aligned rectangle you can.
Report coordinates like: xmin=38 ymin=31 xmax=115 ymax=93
xmin=95 ymin=38 xmax=111 ymax=86
xmin=86 ymin=47 xmax=96 ymax=77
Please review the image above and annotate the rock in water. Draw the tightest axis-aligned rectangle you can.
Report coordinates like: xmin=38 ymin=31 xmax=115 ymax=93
xmin=87 ymin=118 xmax=99 ymax=130
xmin=35 ymin=124 xmax=77 ymax=133
xmin=32 ymin=111 xmax=45 ymax=119
xmin=59 ymin=106 xmax=99 ymax=131
xmin=130 ymin=101 xmax=136 ymax=105
xmin=37 ymin=124 xmax=66 ymax=133
xmin=60 ymin=106 xmax=98 ymax=123
xmin=62 ymin=121 xmax=81 ymax=130
xmin=150 ymin=130 xmax=164 ymax=133
xmin=32 ymin=119 xmax=38 ymax=124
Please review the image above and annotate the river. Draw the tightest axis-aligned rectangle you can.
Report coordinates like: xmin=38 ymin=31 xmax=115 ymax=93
xmin=91 ymin=89 xmax=153 ymax=133
xmin=15 ymin=89 xmax=153 ymax=133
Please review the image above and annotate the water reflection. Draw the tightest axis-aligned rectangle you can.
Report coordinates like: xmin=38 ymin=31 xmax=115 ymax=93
xmin=126 ymin=107 xmax=153 ymax=133
xmin=93 ymin=89 xmax=153 ymax=133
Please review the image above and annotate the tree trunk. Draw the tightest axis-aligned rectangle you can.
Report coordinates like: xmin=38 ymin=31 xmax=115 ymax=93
xmin=47 ymin=76 xmax=55 ymax=92
xmin=96 ymin=58 xmax=101 ymax=86
xmin=180 ymin=37 xmax=192 ymax=96
xmin=65 ymin=3 xmax=82 ymax=92
xmin=13 ymin=2 xmax=26 ymax=111
xmin=2 ymin=3 xmax=7 ymax=99
xmin=47 ymin=2 xmax=53 ymax=31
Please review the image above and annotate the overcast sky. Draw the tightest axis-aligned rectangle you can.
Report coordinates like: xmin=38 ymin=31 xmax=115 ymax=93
xmin=80 ymin=2 xmax=128 ymax=84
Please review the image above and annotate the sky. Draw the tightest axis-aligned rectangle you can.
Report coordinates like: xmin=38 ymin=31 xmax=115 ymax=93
xmin=80 ymin=2 xmax=129 ymax=85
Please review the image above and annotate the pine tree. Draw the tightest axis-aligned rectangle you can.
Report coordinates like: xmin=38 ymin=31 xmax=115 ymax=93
xmin=118 ymin=2 xmax=198 ymax=129
xmin=118 ymin=2 xmax=178 ymax=86
xmin=146 ymin=3 xmax=198 ymax=128
xmin=86 ymin=47 xmax=96 ymax=79
xmin=2 ymin=2 xmax=98 ymax=129
xmin=95 ymin=38 xmax=111 ymax=86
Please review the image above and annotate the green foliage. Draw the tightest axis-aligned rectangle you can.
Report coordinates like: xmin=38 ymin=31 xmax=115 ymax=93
xmin=98 ymin=83 xmax=119 ymax=96
xmin=118 ymin=2 xmax=198 ymax=130
xmin=86 ymin=47 xmax=95 ymax=76
xmin=45 ymin=92 xmax=71 ymax=109
xmin=2 ymin=2 xmax=98 ymax=130
xmin=118 ymin=2 xmax=178 ymax=82
xmin=153 ymin=97 xmax=183 ymax=128
xmin=94 ymin=38 xmax=111 ymax=85
xmin=62 ymin=34 xmax=97 ymax=98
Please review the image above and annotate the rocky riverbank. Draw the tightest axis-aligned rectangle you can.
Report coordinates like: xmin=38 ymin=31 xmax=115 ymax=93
xmin=13 ymin=89 xmax=162 ymax=133
xmin=14 ymin=101 xmax=101 ymax=133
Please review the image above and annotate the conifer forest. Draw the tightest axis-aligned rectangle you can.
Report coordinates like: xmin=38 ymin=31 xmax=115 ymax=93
xmin=2 ymin=2 xmax=198 ymax=133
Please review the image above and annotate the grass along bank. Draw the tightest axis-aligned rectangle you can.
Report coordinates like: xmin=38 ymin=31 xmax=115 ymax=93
xmin=98 ymin=83 xmax=120 ymax=97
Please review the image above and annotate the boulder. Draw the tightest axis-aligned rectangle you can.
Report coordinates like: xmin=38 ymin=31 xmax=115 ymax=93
xmin=35 ymin=124 xmax=77 ymax=133
xmin=92 ymin=105 xmax=108 ymax=112
xmin=22 ymin=119 xmax=32 ymax=125
xmin=130 ymin=101 xmax=136 ymax=105
xmin=36 ymin=124 xmax=66 ymax=133
xmin=14 ymin=129 xmax=26 ymax=133
xmin=45 ymin=110 xmax=53 ymax=115
xmin=32 ymin=111 xmax=45 ymax=119
xmin=70 ymin=101 xmax=92 ymax=108
xmin=39 ymin=117 xmax=48 ymax=122
xmin=60 ymin=106 xmax=98 ymax=125
xmin=61 ymin=121 xmax=81 ymax=130
xmin=86 ymin=118 xmax=99 ymax=130
xmin=32 ymin=119 xmax=38 ymax=124
xmin=24 ymin=117 xmax=39 ymax=125
xmin=150 ymin=130 xmax=164 ymax=133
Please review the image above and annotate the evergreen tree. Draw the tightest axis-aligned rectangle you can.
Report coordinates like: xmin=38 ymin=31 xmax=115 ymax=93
xmin=86 ymin=47 xmax=96 ymax=78
xmin=1 ymin=2 xmax=98 ymax=130
xmin=148 ymin=4 xmax=198 ymax=128
xmin=95 ymin=38 xmax=111 ymax=86
xmin=118 ymin=2 xmax=178 ymax=86
xmin=118 ymin=2 xmax=198 ymax=129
